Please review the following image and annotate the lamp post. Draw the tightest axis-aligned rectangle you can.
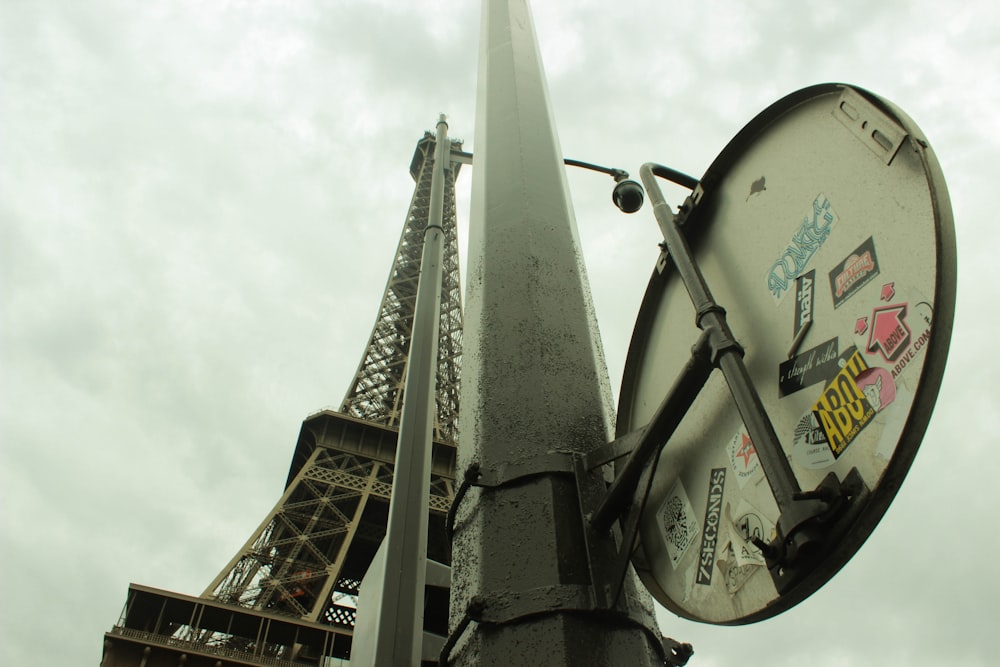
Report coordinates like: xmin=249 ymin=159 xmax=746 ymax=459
xmin=444 ymin=1 xmax=666 ymax=664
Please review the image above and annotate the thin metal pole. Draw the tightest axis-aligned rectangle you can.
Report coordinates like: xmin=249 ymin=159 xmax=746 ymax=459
xmin=369 ymin=114 xmax=450 ymax=665
xmin=590 ymin=330 xmax=715 ymax=534
xmin=448 ymin=1 xmax=661 ymax=664
xmin=640 ymin=163 xmax=802 ymax=510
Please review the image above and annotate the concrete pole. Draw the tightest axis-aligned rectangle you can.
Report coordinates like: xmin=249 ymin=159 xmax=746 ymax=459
xmin=448 ymin=1 xmax=662 ymax=664
xmin=366 ymin=115 xmax=450 ymax=666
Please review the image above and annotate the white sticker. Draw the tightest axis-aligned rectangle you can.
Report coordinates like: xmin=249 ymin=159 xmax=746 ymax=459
xmin=875 ymin=384 xmax=913 ymax=461
xmin=717 ymin=544 xmax=760 ymax=594
xmin=726 ymin=500 xmax=773 ymax=568
xmin=791 ymin=409 xmax=837 ymax=469
xmin=657 ymin=479 xmax=699 ymax=568
xmin=727 ymin=429 xmax=762 ymax=487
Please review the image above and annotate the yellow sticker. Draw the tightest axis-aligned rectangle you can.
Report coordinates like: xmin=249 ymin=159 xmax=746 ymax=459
xmin=811 ymin=348 xmax=875 ymax=458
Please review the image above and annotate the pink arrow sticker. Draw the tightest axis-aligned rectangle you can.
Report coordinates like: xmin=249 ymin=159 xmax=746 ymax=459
xmin=855 ymin=317 xmax=869 ymax=335
xmin=866 ymin=303 xmax=910 ymax=362
xmin=881 ymin=282 xmax=895 ymax=301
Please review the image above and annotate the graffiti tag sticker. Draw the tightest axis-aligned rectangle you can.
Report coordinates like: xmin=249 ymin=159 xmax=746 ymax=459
xmin=766 ymin=194 xmax=839 ymax=303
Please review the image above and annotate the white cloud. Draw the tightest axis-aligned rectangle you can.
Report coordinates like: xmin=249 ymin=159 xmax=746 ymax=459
xmin=2 ymin=1 xmax=996 ymax=664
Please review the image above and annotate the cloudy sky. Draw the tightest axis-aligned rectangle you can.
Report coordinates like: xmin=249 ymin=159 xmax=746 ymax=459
xmin=2 ymin=1 xmax=997 ymax=665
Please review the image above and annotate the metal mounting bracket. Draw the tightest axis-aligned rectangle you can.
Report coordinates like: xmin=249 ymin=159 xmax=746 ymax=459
xmin=439 ymin=584 xmax=689 ymax=666
xmin=446 ymin=451 xmax=578 ymax=540
xmin=755 ymin=466 xmax=871 ymax=594
xmin=443 ymin=450 xmax=684 ymax=665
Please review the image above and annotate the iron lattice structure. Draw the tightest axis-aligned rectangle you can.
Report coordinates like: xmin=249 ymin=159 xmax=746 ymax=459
xmin=341 ymin=132 xmax=464 ymax=444
xmin=201 ymin=412 xmax=457 ymax=637
xmin=102 ymin=130 xmax=464 ymax=667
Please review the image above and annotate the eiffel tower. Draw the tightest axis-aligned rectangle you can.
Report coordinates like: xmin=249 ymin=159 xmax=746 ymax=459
xmin=101 ymin=127 xmax=465 ymax=667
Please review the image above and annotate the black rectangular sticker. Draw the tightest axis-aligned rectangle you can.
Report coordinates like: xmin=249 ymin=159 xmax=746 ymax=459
xmin=829 ymin=236 xmax=879 ymax=309
xmin=793 ymin=270 xmax=815 ymax=336
xmin=778 ymin=336 xmax=839 ymax=397
xmin=695 ymin=468 xmax=726 ymax=586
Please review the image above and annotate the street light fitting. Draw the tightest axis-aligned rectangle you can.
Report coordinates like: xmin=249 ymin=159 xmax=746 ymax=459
xmin=452 ymin=149 xmax=649 ymax=214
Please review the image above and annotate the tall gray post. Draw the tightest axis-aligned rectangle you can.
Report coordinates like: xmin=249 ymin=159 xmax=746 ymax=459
xmin=362 ymin=115 xmax=451 ymax=666
xmin=448 ymin=1 xmax=663 ymax=664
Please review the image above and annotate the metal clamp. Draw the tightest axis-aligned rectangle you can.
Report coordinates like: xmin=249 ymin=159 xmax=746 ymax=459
xmin=446 ymin=452 xmax=578 ymax=540
xmin=445 ymin=463 xmax=481 ymax=541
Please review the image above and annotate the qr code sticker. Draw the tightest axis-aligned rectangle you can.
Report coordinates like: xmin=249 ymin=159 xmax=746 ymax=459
xmin=658 ymin=480 xmax=698 ymax=567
